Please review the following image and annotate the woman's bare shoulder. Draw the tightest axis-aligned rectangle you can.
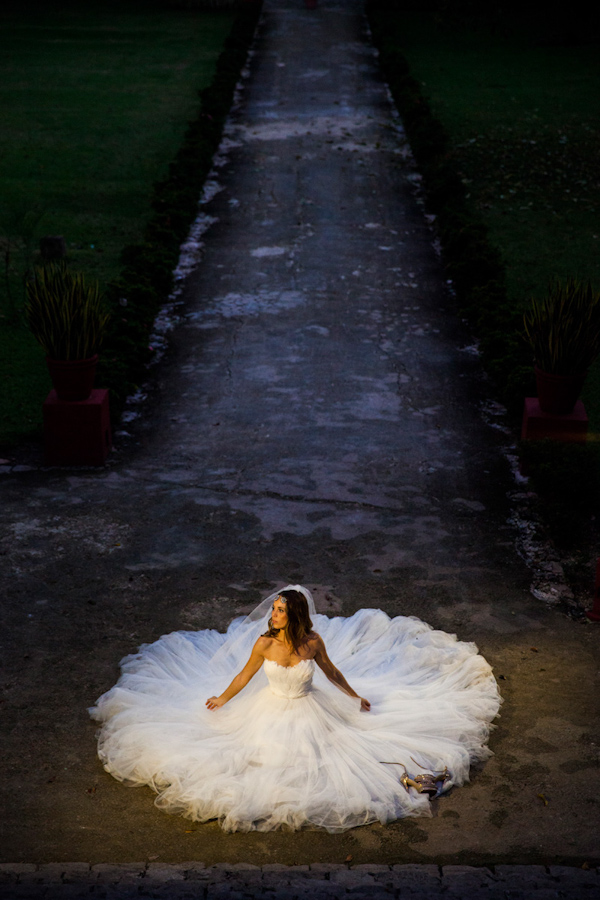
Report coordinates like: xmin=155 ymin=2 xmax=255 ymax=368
xmin=309 ymin=632 xmax=332 ymax=660
xmin=253 ymin=635 xmax=273 ymax=653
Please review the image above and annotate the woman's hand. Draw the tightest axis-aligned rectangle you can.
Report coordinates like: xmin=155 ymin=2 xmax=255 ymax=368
xmin=205 ymin=696 xmax=226 ymax=710
xmin=360 ymin=697 xmax=371 ymax=712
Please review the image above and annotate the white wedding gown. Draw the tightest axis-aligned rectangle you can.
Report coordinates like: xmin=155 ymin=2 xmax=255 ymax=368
xmin=90 ymin=607 xmax=501 ymax=833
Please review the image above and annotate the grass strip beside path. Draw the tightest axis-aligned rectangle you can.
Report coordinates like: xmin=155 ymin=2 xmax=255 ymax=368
xmin=97 ymin=3 xmax=262 ymax=416
xmin=368 ymin=4 xmax=600 ymax=425
xmin=368 ymin=3 xmax=600 ymax=560
xmin=0 ymin=0 xmax=236 ymax=448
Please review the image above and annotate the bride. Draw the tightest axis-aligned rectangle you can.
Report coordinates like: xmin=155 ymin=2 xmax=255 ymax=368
xmin=206 ymin=588 xmax=371 ymax=713
xmin=90 ymin=584 xmax=501 ymax=833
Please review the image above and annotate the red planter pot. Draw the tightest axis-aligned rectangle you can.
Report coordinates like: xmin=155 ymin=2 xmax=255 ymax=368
xmin=535 ymin=366 xmax=587 ymax=416
xmin=46 ymin=354 xmax=98 ymax=402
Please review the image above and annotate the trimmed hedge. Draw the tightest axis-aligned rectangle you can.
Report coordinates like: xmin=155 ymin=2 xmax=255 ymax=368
xmin=97 ymin=2 xmax=262 ymax=412
xmin=367 ymin=2 xmax=599 ymax=560
xmin=366 ymin=5 xmax=535 ymax=416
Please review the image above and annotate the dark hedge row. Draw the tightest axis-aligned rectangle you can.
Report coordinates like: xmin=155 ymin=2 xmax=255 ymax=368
xmin=366 ymin=1 xmax=598 ymax=559
xmin=97 ymin=2 xmax=262 ymax=411
xmin=367 ymin=0 xmax=534 ymax=418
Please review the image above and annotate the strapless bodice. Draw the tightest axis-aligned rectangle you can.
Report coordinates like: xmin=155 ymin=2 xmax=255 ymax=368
xmin=92 ymin=608 xmax=502 ymax=834
xmin=263 ymin=658 xmax=315 ymax=699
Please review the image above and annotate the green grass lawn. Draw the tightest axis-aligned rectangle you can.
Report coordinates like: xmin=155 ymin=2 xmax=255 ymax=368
xmin=0 ymin=0 xmax=234 ymax=448
xmin=390 ymin=13 xmax=600 ymax=426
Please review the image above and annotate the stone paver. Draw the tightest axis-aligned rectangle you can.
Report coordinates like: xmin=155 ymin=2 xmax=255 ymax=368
xmin=0 ymin=863 xmax=599 ymax=899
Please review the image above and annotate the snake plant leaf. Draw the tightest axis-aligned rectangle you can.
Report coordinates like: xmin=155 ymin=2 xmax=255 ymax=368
xmin=523 ymin=278 xmax=600 ymax=375
xmin=25 ymin=263 xmax=110 ymax=361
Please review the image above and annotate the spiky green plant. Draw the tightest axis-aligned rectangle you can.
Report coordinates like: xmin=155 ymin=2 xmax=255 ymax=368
xmin=25 ymin=263 xmax=109 ymax=361
xmin=523 ymin=278 xmax=600 ymax=375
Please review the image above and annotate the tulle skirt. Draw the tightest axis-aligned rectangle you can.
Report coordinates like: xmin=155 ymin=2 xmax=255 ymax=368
xmin=90 ymin=609 xmax=501 ymax=832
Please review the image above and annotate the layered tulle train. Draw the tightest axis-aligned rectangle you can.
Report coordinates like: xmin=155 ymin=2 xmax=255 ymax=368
xmin=90 ymin=609 xmax=501 ymax=832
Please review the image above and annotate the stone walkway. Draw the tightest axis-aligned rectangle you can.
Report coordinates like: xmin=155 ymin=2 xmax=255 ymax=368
xmin=2 ymin=863 xmax=600 ymax=899
xmin=1 ymin=0 xmax=599 ymax=876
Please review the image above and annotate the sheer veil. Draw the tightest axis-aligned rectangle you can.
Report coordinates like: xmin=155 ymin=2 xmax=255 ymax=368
xmin=208 ymin=584 xmax=316 ymax=678
xmin=91 ymin=581 xmax=503 ymax=830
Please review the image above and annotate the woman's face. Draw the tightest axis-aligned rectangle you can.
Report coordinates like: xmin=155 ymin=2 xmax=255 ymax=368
xmin=271 ymin=597 xmax=288 ymax=631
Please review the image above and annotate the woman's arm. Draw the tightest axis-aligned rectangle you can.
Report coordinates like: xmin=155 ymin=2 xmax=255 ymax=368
xmin=206 ymin=638 xmax=267 ymax=710
xmin=314 ymin=635 xmax=371 ymax=711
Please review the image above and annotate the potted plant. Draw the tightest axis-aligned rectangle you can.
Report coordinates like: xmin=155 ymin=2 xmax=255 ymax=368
xmin=523 ymin=277 xmax=600 ymax=415
xmin=25 ymin=262 xmax=110 ymax=402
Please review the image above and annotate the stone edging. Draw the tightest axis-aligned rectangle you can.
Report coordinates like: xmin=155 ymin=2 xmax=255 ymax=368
xmin=1 ymin=862 xmax=599 ymax=897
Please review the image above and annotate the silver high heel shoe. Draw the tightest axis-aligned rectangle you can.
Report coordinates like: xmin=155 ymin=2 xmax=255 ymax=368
xmin=381 ymin=762 xmax=451 ymax=797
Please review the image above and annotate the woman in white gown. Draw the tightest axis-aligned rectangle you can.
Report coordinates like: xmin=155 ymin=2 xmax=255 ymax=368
xmin=90 ymin=585 xmax=501 ymax=833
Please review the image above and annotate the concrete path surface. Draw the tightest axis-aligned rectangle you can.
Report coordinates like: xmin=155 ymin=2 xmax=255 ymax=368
xmin=1 ymin=0 xmax=599 ymax=877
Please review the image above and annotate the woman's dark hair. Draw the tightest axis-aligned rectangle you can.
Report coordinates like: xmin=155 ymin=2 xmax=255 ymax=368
xmin=264 ymin=589 xmax=313 ymax=650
